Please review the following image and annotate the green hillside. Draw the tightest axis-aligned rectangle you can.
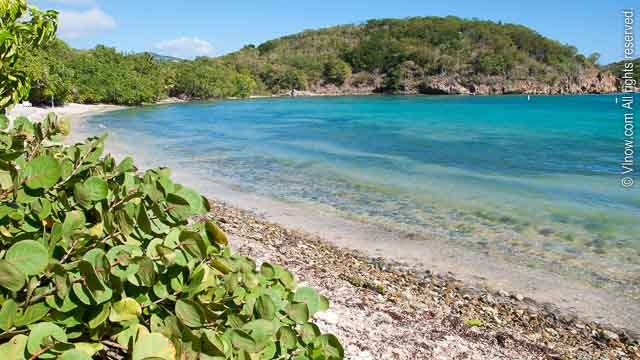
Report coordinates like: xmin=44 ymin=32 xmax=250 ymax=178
xmin=18 ymin=16 xmax=617 ymax=106
xmin=221 ymin=16 xmax=607 ymax=93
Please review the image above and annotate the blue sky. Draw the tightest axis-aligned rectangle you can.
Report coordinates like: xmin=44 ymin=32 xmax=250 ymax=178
xmin=33 ymin=0 xmax=636 ymax=64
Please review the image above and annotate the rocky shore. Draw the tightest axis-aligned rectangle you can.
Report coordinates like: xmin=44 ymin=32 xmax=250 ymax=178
xmin=204 ymin=198 xmax=639 ymax=359
xmin=294 ymin=67 xmax=622 ymax=97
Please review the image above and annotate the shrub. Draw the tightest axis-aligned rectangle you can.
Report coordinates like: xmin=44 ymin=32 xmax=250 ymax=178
xmin=0 ymin=114 xmax=344 ymax=359
xmin=322 ymin=59 xmax=352 ymax=86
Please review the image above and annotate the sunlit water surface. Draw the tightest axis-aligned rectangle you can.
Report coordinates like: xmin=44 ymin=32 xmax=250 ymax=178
xmin=75 ymin=95 xmax=640 ymax=299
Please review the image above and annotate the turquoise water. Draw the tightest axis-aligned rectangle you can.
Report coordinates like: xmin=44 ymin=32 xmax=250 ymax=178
xmin=78 ymin=95 xmax=640 ymax=298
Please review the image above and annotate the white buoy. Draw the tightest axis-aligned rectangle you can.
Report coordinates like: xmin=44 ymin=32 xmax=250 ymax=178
xmin=527 ymin=95 xmax=531 ymax=101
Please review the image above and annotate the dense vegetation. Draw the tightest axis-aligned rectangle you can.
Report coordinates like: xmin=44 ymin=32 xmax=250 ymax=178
xmin=17 ymin=15 xmax=612 ymax=105
xmin=19 ymin=40 xmax=258 ymax=106
xmin=605 ymin=58 xmax=640 ymax=84
xmin=221 ymin=17 xmax=604 ymax=93
xmin=1 ymin=1 xmax=343 ymax=359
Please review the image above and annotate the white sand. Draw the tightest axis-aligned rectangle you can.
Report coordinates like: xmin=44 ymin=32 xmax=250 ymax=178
xmin=6 ymin=102 xmax=125 ymax=124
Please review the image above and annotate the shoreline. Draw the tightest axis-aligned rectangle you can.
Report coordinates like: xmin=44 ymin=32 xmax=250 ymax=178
xmin=49 ymin=100 xmax=640 ymax=358
xmin=6 ymin=102 xmax=126 ymax=123
xmin=205 ymin=197 xmax=639 ymax=359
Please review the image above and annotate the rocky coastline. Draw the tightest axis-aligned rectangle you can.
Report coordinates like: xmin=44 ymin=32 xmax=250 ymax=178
xmin=205 ymin=198 xmax=639 ymax=360
xmin=287 ymin=65 xmax=628 ymax=97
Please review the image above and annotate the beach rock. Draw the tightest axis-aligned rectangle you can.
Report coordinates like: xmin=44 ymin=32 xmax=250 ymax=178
xmin=601 ymin=329 xmax=620 ymax=342
xmin=512 ymin=293 xmax=525 ymax=302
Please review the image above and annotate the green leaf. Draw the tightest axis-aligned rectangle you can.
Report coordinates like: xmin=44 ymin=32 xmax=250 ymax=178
xmin=277 ymin=326 xmax=297 ymax=350
xmin=286 ymin=303 xmax=309 ymax=324
xmin=0 ymin=299 xmax=17 ymax=330
xmin=229 ymin=329 xmax=258 ymax=353
xmin=23 ymin=155 xmax=61 ymax=190
xmin=58 ymin=350 xmax=92 ymax=360
xmin=73 ymin=343 xmax=104 ymax=357
xmin=83 ymin=176 xmax=108 ymax=201
xmin=26 ymin=322 xmax=67 ymax=357
xmin=175 ymin=299 xmax=205 ymax=328
xmin=135 ymin=256 xmax=156 ymax=287
xmin=0 ymin=115 xmax=8 ymax=130
xmin=243 ymin=319 xmax=276 ymax=346
xmin=109 ymin=298 xmax=141 ymax=323
xmin=299 ymin=323 xmax=320 ymax=344
xmin=14 ymin=302 xmax=50 ymax=327
xmin=5 ymin=240 xmax=49 ymax=275
xmin=62 ymin=211 xmax=86 ymax=239
xmin=87 ymin=303 xmax=110 ymax=329
xmin=132 ymin=333 xmax=176 ymax=360
xmin=0 ymin=334 xmax=28 ymax=360
xmin=293 ymin=287 xmax=327 ymax=316
xmin=316 ymin=334 xmax=344 ymax=359
xmin=204 ymin=221 xmax=228 ymax=246
xmin=203 ymin=330 xmax=230 ymax=356
xmin=255 ymin=295 xmax=276 ymax=320
xmin=0 ymin=259 xmax=26 ymax=292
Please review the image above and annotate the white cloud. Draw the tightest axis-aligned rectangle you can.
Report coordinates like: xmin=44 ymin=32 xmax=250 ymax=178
xmin=58 ymin=8 xmax=116 ymax=38
xmin=154 ymin=37 xmax=214 ymax=59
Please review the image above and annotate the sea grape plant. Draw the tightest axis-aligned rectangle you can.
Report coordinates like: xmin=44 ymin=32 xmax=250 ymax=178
xmin=0 ymin=113 xmax=344 ymax=359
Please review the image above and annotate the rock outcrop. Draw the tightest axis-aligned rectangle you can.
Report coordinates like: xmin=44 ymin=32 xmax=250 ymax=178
xmin=305 ymin=66 xmax=621 ymax=96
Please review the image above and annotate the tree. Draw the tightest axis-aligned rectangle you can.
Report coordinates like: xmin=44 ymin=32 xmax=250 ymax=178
xmin=323 ymin=58 xmax=352 ymax=85
xmin=587 ymin=52 xmax=601 ymax=65
xmin=0 ymin=0 xmax=58 ymax=110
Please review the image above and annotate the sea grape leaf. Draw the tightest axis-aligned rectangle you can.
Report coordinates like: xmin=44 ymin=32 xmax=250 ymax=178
xmin=286 ymin=303 xmax=309 ymax=324
xmin=14 ymin=302 xmax=50 ymax=327
xmin=5 ymin=240 xmax=49 ymax=275
xmin=132 ymin=333 xmax=176 ymax=360
xmin=26 ymin=322 xmax=67 ymax=357
xmin=73 ymin=343 xmax=104 ymax=357
xmin=293 ymin=287 xmax=328 ymax=316
xmin=23 ymin=155 xmax=61 ymax=190
xmin=0 ymin=334 xmax=28 ymax=360
xmin=277 ymin=326 xmax=297 ymax=350
xmin=109 ymin=298 xmax=141 ymax=323
xmin=255 ymin=295 xmax=276 ymax=320
xmin=58 ymin=350 xmax=92 ymax=360
xmin=87 ymin=303 xmax=110 ymax=329
xmin=0 ymin=259 xmax=26 ymax=292
xmin=175 ymin=299 xmax=205 ymax=328
xmin=300 ymin=323 xmax=321 ymax=344
xmin=317 ymin=334 xmax=344 ymax=359
xmin=229 ymin=329 xmax=258 ymax=353
xmin=0 ymin=299 xmax=17 ymax=330
xmin=204 ymin=221 xmax=228 ymax=246
xmin=83 ymin=177 xmax=108 ymax=201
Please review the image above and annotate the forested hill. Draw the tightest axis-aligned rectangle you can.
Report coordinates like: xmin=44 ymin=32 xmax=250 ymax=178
xmin=221 ymin=16 xmax=617 ymax=95
xmin=19 ymin=16 xmax=619 ymax=106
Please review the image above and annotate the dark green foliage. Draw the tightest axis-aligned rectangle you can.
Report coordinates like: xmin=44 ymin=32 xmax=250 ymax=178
xmin=223 ymin=16 xmax=601 ymax=93
xmin=17 ymin=15 xmax=605 ymax=102
xmin=171 ymin=58 xmax=256 ymax=99
xmin=18 ymin=46 xmax=257 ymax=106
xmin=0 ymin=115 xmax=343 ymax=359
xmin=0 ymin=0 xmax=58 ymax=110
xmin=323 ymin=59 xmax=352 ymax=86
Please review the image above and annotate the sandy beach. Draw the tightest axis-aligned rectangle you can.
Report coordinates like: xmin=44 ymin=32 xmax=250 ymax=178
xmin=6 ymin=102 xmax=126 ymax=124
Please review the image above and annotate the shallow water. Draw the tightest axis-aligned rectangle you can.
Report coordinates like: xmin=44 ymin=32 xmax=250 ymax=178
xmin=74 ymin=95 xmax=640 ymax=300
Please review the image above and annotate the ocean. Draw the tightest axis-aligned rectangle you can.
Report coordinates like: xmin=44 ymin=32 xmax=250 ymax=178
xmin=73 ymin=95 xmax=639 ymax=302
